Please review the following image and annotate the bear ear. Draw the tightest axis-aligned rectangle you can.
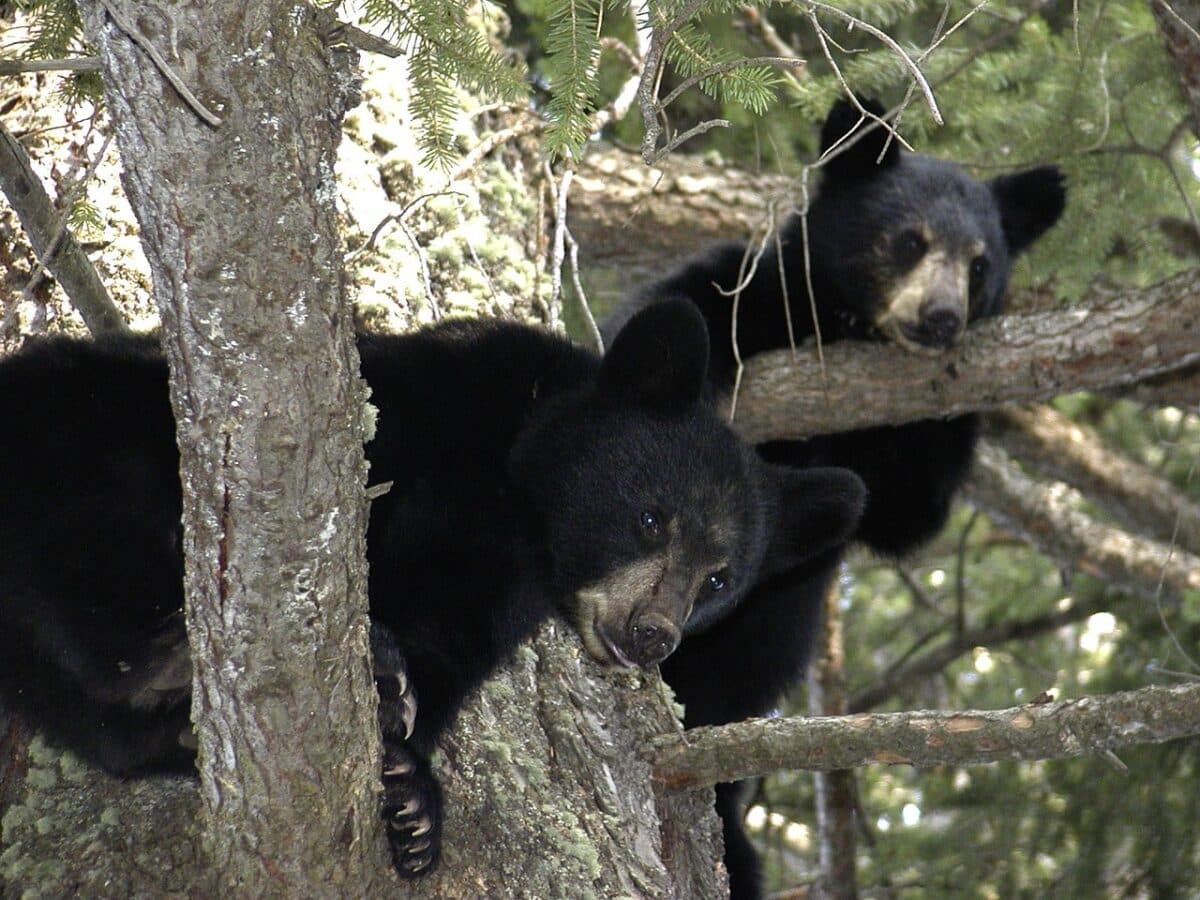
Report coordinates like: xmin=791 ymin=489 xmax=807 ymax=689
xmin=760 ymin=465 xmax=867 ymax=579
xmin=598 ymin=299 xmax=709 ymax=413
xmin=819 ymin=96 xmax=900 ymax=178
xmin=989 ymin=165 xmax=1067 ymax=256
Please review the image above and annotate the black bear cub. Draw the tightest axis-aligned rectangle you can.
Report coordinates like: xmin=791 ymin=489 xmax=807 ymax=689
xmin=607 ymin=99 xmax=1066 ymax=898
xmin=0 ymin=300 xmax=865 ymax=880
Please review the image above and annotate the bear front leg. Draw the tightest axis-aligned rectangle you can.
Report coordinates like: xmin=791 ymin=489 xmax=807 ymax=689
xmin=371 ymin=622 xmax=443 ymax=877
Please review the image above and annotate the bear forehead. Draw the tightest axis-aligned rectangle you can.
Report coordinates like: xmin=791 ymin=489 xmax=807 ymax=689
xmin=874 ymin=158 xmax=1003 ymax=235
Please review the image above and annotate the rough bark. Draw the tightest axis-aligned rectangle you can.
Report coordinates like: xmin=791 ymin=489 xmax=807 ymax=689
xmin=649 ymin=683 xmax=1200 ymax=787
xmin=386 ymin=621 xmax=726 ymax=900
xmin=77 ymin=2 xmax=382 ymax=894
xmin=985 ymin=405 xmax=1200 ymax=554
xmin=807 ymin=582 xmax=858 ymax=900
xmin=726 ymin=271 xmax=1200 ymax=443
xmin=0 ymin=120 xmax=127 ymax=335
xmin=569 ymin=145 xmax=786 ymax=299
xmin=3 ymin=12 xmax=728 ymax=898
xmin=965 ymin=442 xmax=1200 ymax=603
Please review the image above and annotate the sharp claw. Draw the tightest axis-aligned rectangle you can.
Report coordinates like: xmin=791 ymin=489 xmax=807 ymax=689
xmin=401 ymin=693 xmax=417 ymax=740
xmin=384 ymin=758 xmax=415 ymax=777
xmin=410 ymin=816 xmax=432 ymax=837
xmin=395 ymin=670 xmax=407 ymax=695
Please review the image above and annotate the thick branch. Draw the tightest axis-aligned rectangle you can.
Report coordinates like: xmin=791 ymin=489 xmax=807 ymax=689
xmin=964 ymin=442 xmax=1200 ymax=602
xmin=729 ymin=270 xmax=1200 ymax=443
xmin=848 ymin=596 xmax=1106 ymax=714
xmin=649 ymin=683 xmax=1200 ymax=788
xmin=0 ymin=121 xmax=128 ymax=335
xmin=985 ymin=405 xmax=1200 ymax=554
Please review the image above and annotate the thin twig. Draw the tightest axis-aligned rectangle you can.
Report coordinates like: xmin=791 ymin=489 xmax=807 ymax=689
xmin=98 ymin=0 xmax=222 ymax=127
xmin=637 ymin=0 xmax=707 ymax=164
xmin=448 ymin=116 xmax=542 ymax=183
xmin=546 ymin=164 xmax=573 ymax=332
xmin=0 ymin=58 xmax=102 ymax=75
xmin=806 ymin=0 xmax=942 ymax=124
xmin=24 ymin=130 xmax=113 ymax=304
xmin=323 ymin=21 xmax=404 ymax=58
xmin=566 ymin=226 xmax=603 ymax=352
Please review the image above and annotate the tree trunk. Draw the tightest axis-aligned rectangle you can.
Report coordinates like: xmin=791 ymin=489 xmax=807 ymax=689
xmin=77 ymin=2 xmax=382 ymax=893
xmin=1 ymin=10 xmax=727 ymax=897
xmin=808 ymin=579 xmax=858 ymax=900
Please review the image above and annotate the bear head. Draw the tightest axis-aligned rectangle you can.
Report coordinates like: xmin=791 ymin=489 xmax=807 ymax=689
xmin=807 ymin=97 xmax=1067 ymax=352
xmin=509 ymin=300 xmax=865 ymax=669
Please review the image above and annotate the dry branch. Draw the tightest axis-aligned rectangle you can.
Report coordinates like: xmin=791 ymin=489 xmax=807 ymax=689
xmin=848 ymin=597 xmax=1106 ymax=714
xmin=986 ymin=405 xmax=1200 ymax=554
xmin=0 ymin=121 xmax=128 ymax=335
xmin=729 ymin=269 xmax=1200 ymax=443
xmin=649 ymin=683 xmax=1200 ymax=789
xmin=965 ymin=442 xmax=1200 ymax=603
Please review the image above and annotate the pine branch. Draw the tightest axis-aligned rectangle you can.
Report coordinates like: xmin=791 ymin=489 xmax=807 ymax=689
xmin=729 ymin=269 xmax=1200 ymax=444
xmin=649 ymin=683 xmax=1200 ymax=789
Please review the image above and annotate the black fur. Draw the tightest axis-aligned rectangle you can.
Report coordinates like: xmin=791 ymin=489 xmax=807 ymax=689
xmin=0 ymin=300 xmax=865 ymax=879
xmin=605 ymin=98 xmax=1066 ymax=898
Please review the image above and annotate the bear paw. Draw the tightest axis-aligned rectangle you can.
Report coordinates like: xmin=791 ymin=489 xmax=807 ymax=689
xmin=382 ymin=744 xmax=443 ymax=878
xmin=371 ymin=622 xmax=417 ymax=743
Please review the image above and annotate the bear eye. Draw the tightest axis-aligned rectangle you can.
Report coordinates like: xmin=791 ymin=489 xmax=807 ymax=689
xmin=639 ymin=511 xmax=661 ymax=538
xmin=893 ymin=229 xmax=927 ymax=267
xmin=707 ymin=570 xmax=728 ymax=593
xmin=969 ymin=255 xmax=989 ymax=291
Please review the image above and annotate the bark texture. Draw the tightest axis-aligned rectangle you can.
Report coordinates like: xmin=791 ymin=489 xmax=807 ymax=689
xmin=387 ymin=621 xmax=726 ymax=900
xmin=727 ymin=271 xmax=1200 ymax=443
xmin=77 ymin=2 xmax=382 ymax=894
xmin=649 ymin=683 xmax=1200 ymax=787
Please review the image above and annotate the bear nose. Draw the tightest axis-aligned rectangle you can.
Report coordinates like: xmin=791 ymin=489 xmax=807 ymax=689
xmin=915 ymin=306 xmax=963 ymax=348
xmin=628 ymin=614 xmax=681 ymax=667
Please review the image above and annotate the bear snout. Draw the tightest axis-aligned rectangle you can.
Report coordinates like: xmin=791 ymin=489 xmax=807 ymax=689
xmin=626 ymin=612 xmax=682 ymax=667
xmin=911 ymin=304 xmax=964 ymax=348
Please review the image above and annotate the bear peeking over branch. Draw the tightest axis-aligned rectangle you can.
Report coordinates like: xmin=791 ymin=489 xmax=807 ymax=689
xmin=604 ymin=97 xmax=1067 ymax=899
xmin=0 ymin=300 xmax=865 ymax=880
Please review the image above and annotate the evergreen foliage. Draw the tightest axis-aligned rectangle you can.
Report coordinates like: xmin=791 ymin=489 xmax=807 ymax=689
xmin=324 ymin=0 xmax=528 ymax=168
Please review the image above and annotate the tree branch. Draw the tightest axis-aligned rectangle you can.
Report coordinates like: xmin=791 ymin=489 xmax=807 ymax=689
xmin=985 ymin=405 xmax=1200 ymax=555
xmin=649 ymin=683 xmax=1200 ymax=789
xmin=729 ymin=269 xmax=1200 ymax=443
xmin=964 ymin=442 xmax=1200 ymax=603
xmin=0 ymin=121 xmax=128 ymax=336
xmin=848 ymin=596 xmax=1107 ymax=714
